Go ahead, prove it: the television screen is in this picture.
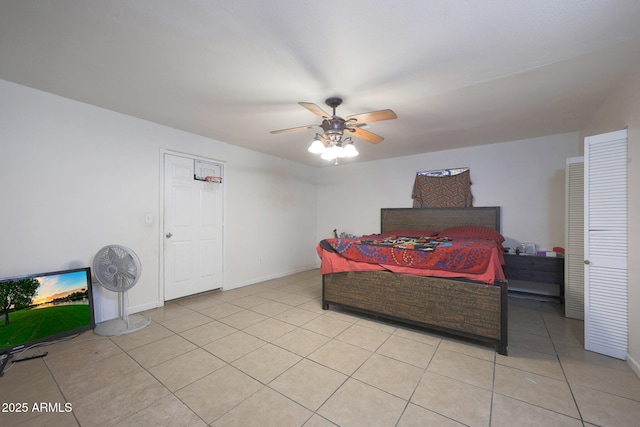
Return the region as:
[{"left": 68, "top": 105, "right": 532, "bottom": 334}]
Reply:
[{"left": 0, "top": 267, "right": 95, "bottom": 355}]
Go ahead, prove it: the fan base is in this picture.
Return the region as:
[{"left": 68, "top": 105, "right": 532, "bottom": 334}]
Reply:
[
  {"left": 94, "top": 314, "right": 150, "bottom": 337},
  {"left": 325, "top": 97, "right": 343, "bottom": 109}
]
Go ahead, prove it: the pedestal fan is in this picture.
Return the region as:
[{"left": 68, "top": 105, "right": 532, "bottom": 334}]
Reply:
[{"left": 92, "top": 245, "right": 149, "bottom": 336}]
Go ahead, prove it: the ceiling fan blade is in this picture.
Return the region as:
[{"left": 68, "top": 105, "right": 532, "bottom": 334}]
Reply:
[
  {"left": 270, "top": 124, "right": 319, "bottom": 134},
  {"left": 299, "top": 102, "right": 333, "bottom": 119},
  {"left": 346, "top": 109, "right": 397, "bottom": 124},
  {"left": 347, "top": 126, "right": 384, "bottom": 144}
]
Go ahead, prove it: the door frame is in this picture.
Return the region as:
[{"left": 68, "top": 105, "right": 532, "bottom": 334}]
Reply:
[{"left": 158, "top": 149, "right": 226, "bottom": 305}]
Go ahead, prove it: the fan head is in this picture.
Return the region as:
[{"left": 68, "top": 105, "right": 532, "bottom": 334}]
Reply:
[{"left": 93, "top": 245, "right": 141, "bottom": 292}]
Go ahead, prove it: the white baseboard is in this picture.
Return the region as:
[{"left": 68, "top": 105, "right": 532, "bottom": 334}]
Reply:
[
  {"left": 223, "top": 264, "right": 319, "bottom": 291},
  {"left": 93, "top": 282, "right": 163, "bottom": 323},
  {"left": 627, "top": 353, "right": 640, "bottom": 379},
  {"left": 129, "top": 301, "right": 162, "bottom": 314},
  {"left": 119, "top": 265, "right": 320, "bottom": 316}
]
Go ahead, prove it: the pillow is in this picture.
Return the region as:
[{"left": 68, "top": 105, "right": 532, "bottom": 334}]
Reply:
[
  {"left": 438, "top": 225, "right": 505, "bottom": 243},
  {"left": 379, "top": 230, "right": 438, "bottom": 238}
]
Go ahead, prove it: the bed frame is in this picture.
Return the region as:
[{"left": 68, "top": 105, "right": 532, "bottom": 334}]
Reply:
[{"left": 322, "top": 207, "right": 508, "bottom": 355}]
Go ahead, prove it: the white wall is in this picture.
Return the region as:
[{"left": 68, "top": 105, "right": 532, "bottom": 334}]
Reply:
[
  {"left": 317, "top": 133, "right": 579, "bottom": 252},
  {"left": 0, "top": 77, "right": 587, "bottom": 332},
  {"left": 580, "top": 62, "right": 640, "bottom": 376},
  {"left": 0, "top": 79, "right": 318, "bottom": 321},
  {"left": 223, "top": 146, "right": 319, "bottom": 288}
]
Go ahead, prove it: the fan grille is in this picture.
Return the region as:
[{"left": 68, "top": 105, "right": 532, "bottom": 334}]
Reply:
[{"left": 93, "top": 245, "right": 141, "bottom": 292}]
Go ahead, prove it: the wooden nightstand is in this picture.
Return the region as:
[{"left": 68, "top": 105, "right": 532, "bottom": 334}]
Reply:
[{"left": 503, "top": 254, "right": 565, "bottom": 301}]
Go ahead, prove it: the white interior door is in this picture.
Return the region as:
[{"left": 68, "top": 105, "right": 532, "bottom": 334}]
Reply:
[
  {"left": 163, "top": 154, "right": 223, "bottom": 301},
  {"left": 584, "top": 129, "right": 628, "bottom": 359}
]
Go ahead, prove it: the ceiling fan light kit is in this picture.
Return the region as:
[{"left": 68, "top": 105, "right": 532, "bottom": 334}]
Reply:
[
  {"left": 271, "top": 97, "right": 397, "bottom": 164},
  {"left": 319, "top": 142, "right": 359, "bottom": 162}
]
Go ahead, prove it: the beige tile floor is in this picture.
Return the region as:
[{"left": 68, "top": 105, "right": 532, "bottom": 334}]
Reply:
[{"left": 2, "top": 269, "right": 640, "bottom": 426}]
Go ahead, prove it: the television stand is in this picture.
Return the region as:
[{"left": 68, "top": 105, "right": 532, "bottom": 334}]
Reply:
[
  {"left": 0, "top": 352, "right": 10, "bottom": 377},
  {"left": 0, "top": 351, "right": 49, "bottom": 376},
  {"left": 12, "top": 351, "right": 48, "bottom": 363}
]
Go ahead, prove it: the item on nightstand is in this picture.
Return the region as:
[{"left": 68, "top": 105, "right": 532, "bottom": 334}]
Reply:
[
  {"left": 538, "top": 251, "right": 559, "bottom": 257},
  {"left": 524, "top": 242, "right": 538, "bottom": 255}
]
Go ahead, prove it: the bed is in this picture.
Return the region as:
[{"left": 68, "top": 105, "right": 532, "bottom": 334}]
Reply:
[{"left": 319, "top": 206, "right": 508, "bottom": 355}]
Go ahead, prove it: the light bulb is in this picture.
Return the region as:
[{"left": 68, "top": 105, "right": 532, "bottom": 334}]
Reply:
[
  {"left": 343, "top": 144, "right": 359, "bottom": 157},
  {"left": 308, "top": 139, "right": 325, "bottom": 154},
  {"left": 321, "top": 146, "right": 338, "bottom": 160}
]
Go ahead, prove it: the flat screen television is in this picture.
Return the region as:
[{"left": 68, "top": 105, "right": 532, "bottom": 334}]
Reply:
[{"left": 0, "top": 267, "right": 95, "bottom": 356}]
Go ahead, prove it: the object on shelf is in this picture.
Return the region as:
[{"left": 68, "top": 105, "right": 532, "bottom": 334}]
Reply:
[
  {"left": 538, "top": 251, "right": 560, "bottom": 257},
  {"left": 524, "top": 242, "right": 538, "bottom": 255}
]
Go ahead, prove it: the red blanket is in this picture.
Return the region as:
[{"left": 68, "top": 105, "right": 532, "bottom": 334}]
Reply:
[
  {"left": 318, "top": 234, "right": 506, "bottom": 284},
  {"left": 322, "top": 235, "right": 498, "bottom": 275}
]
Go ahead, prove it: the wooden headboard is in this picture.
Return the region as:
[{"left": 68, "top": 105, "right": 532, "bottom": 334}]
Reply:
[{"left": 381, "top": 207, "right": 501, "bottom": 233}]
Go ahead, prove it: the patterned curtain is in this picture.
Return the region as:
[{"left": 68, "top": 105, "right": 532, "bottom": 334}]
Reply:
[{"left": 412, "top": 169, "right": 473, "bottom": 207}]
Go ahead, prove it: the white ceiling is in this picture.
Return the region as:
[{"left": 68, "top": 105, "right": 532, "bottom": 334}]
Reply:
[{"left": 1, "top": 1, "right": 640, "bottom": 167}]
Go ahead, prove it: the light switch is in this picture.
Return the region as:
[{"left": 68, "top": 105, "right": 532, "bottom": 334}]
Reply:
[{"left": 145, "top": 213, "right": 153, "bottom": 224}]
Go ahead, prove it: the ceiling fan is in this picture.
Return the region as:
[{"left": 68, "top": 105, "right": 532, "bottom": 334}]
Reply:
[{"left": 270, "top": 98, "right": 397, "bottom": 160}]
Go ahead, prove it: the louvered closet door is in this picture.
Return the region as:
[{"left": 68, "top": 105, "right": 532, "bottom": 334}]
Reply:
[
  {"left": 565, "top": 157, "right": 584, "bottom": 320},
  {"left": 584, "top": 129, "right": 628, "bottom": 360}
]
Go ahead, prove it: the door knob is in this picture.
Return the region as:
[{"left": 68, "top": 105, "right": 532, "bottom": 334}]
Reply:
[
  {"left": 584, "top": 260, "right": 590, "bottom": 265},
  {"left": 166, "top": 232, "right": 173, "bottom": 238}
]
